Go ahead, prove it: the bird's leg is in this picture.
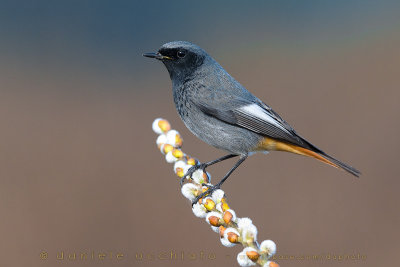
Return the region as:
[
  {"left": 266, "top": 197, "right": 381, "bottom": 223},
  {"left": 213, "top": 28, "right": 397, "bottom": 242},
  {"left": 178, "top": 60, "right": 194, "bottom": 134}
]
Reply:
[
  {"left": 191, "top": 154, "right": 248, "bottom": 205},
  {"left": 180, "top": 154, "right": 238, "bottom": 187}
]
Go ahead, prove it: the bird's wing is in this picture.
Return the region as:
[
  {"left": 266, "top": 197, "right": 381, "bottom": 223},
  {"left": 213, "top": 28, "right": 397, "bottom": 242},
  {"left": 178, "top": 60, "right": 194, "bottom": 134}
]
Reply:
[{"left": 193, "top": 96, "right": 309, "bottom": 148}]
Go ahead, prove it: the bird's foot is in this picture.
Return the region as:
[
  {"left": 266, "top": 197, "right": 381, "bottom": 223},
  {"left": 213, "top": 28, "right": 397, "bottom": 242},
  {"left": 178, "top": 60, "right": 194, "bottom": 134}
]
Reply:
[
  {"left": 180, "top": 163, "right": 207, "bottom": 187},
  {"left": 191, "top": 184, "right": 220, "bottom": 206}
]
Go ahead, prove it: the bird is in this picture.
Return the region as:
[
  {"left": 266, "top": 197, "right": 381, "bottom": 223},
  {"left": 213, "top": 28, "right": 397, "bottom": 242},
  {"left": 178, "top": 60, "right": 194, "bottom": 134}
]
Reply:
[{"left": 143, "top": 41, "right": 360, "bottom": 204}]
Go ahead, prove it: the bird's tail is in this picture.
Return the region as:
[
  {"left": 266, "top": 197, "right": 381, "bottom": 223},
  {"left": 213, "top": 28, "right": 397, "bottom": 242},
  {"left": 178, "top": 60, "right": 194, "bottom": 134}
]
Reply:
[
  {"left": 259, "top": 138, "right": 361, "bottom": 177},
  {"left": 320, "top": 152, "right": 360, "bottom": 177}
]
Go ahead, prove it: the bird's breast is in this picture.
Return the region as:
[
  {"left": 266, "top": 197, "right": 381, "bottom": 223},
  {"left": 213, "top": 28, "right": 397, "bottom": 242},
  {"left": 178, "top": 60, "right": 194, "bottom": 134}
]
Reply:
[{"left": 172, "top": 85, "right": 191, "bottom": 118}]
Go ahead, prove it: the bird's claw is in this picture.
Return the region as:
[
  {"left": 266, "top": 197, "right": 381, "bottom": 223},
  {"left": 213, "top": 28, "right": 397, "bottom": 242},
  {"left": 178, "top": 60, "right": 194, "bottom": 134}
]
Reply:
[
  {"left": 191, "top": 184, "right": 220, "bottom": 206},
  {"left": 180, "top": 163, "right": 207, "bottom": 187}
]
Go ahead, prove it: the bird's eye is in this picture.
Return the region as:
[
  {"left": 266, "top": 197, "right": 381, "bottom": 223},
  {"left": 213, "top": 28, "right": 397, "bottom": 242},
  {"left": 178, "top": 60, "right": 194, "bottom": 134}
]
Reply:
[{"left": 177, "top": 50, "right": 186, "bottom": 58}]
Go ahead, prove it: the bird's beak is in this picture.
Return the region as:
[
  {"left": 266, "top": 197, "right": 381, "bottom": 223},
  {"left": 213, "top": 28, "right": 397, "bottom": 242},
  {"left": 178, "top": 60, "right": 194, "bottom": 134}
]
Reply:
[{"left": 143, "top": 52, "right": 172, "bottom": 60}]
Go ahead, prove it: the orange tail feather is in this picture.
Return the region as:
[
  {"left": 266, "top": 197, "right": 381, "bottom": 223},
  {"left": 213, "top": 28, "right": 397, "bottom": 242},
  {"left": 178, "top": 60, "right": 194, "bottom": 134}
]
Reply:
[
  {"left": 276, "top": 142, "right": 340, "bottom": 169},
  {"left": 257, "top": 137, "right": 340, "bottom": 169},
  {"left": 257, "top": 137, "right": 360, "bottom": 177}
]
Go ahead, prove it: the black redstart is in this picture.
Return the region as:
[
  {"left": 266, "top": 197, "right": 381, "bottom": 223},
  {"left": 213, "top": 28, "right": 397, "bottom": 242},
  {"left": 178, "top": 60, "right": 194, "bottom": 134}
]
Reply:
[{"left": 144, "top": 41, "right": 360, "bottom": 203}]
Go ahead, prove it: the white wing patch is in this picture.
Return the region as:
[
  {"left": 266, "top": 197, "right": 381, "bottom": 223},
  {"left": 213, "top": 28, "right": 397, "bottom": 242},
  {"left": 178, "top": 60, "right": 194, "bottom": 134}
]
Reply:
[{"left": 238, "top": 104, "right": 290, "bottom": 133}]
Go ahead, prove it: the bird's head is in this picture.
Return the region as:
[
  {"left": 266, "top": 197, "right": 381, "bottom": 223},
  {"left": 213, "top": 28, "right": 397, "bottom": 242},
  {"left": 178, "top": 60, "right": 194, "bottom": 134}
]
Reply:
[{"left": 143, "top": 41, "right": 209, "bottom": 80}]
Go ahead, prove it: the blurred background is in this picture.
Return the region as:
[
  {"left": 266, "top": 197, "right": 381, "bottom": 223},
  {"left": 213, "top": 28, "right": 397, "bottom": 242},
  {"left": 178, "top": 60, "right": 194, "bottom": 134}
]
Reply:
[{"left": 1, "top": 1, "right": 399, "bottom": 266}]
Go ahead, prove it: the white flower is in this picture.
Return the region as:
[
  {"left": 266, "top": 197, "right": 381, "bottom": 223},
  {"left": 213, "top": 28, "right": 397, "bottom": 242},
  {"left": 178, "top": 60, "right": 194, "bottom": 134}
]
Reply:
[
  {"left": 152, "top": 118, "right": 164, "bottom": 134},
  {"left": 192, "top": 169, "right": 206, "bottom": 184},
  {"left": 237, "top": 217, "right": 253, "bottom": 228},
  {"left": 152, "top": 118, "right": 170, "bottom": 134},
  {"left": 237, "top": 247, "right": 257, "bottom": 266},
  {"left": 211, "top": 189, "right": 225, "bottom": 203},
  {"left": 220, "top": 227, "right": 240, "bottom": 247},
  {"left": 181, "top": 183, "right": 200, "bottom": 201},
  {"left": 238, "top": 218, "right": 258, "bottom": 242},
  {"left": 166, "top": 130, "right": 181, "bottom": 146},
  {"left": 260, "top": 240, "right": 277, "bottom": 257},
  {"left": 156, "top": 134, "right": 167, "bottom": 147},
  {"left": 165, "top": 151, "right": 178, "bottom": 163},
  {"left": 174, "top": 160, "right": 187, "bottom": 172},
  {"left": 242, "top": 223, "right": 258, "bottom": 242},
  {"left": 192, "top": 203, "right": 207, "bottom": 218},
  {"left": 182, "top": 164, "right": 192, "bottom": 177}
]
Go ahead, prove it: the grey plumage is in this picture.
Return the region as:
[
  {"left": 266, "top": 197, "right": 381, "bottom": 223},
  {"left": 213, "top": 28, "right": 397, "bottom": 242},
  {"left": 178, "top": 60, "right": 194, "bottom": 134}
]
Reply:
[
  {"left": 161, "top": 41, "right": 289, "bottom": 154},
  {"left": 144, "top": 41, "right": 360, "bottom": 180}
]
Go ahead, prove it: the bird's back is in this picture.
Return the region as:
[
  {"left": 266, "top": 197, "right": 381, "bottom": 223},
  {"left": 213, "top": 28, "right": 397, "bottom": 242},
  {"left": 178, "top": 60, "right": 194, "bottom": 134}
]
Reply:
[{"left": 172, "top": 59, "right": 265, "bottom": 154}]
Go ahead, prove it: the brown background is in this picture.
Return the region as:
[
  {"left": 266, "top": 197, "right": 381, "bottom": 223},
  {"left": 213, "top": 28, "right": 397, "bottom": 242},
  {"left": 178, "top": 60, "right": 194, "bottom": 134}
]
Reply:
[{"left": 0, "top": 1, "right": 399, "bottom": 266}]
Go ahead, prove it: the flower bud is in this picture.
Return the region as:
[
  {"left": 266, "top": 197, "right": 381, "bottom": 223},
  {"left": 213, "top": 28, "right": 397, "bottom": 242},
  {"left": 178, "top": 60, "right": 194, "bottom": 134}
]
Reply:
[
  {"left": 227, "top": 232, "right": 239, "bottom": 243},
  {"left": 246, "top": 250, "right": 260, "bottom": 262},
  {"left": 152, "top": 118, "right": 164, "bottom": 134},
  {"left": 223, "top": 211, "right": 233, "bottom": 224},
  {"left": 187, "top": 158, "right": 197, "bottom": 166},
  {"left": 158, "top": 119, "right": 171, "bottom": 133},
  {"left": 208, "top": 216, "right": 220, "bottom": 227},
  {"left": 237, "top": 247, "right": 257, "bottom": 266},
  {"left": 216, "top": 199, "right": 230, "bottom": 212},
  {"left": 161, "top": 144, "right": 174, "bottom": 154},
  {"left": 223, "top": 209, "right": 237, "bottom": 224},
  {"left": 220, "top": 227, "right": 240, "bottom": 248},
  {"left": 172, "top": 148, "right": 184, "bottom": 159},
  {"left": 174, "top": 134, "right": 183, "bottom": 147},
  {"left": 221, "top": 199, "right": 230, "bottom": 212},
  {"left": 174, "top": 161, "right": 187, "bottom": 177},
  {"left": 175, "top": 168, "right": 184, "bottom": 177},
  {"left": 204, "top": 198, "right": 216, "bottom": 211},
  {"left": 206, "top": 212, "right": 222, "bottom": 226}
]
